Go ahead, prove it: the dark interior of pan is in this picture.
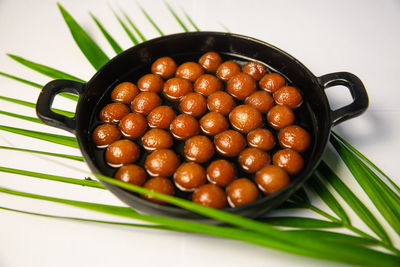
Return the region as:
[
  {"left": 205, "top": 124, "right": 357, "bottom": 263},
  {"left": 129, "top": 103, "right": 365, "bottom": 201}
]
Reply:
[{"left": 75, "top": 32, "right": 331, "bottom": 222}]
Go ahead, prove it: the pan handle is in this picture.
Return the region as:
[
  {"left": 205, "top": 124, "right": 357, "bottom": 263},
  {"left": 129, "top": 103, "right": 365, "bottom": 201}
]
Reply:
[
  {"left": 36, "top": 79, "right": 85, "bottom": 134},
  {"left": 318, "top": 72, "right": 369, "bottom": 126}
]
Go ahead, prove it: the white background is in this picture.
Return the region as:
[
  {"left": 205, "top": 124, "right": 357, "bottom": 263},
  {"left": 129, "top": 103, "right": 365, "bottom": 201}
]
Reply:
[{"left": 0, "top": 0, "right": 399, "bottom": 266}]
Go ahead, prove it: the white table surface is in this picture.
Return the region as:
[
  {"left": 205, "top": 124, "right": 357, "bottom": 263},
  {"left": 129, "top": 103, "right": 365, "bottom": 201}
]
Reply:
[{"left": 0, "top": 0, "right": 399, "bottom": 266}]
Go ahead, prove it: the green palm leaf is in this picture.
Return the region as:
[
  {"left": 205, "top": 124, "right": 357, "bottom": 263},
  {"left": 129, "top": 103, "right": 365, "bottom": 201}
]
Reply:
[
  {"left": 57, "top": 3, "right": 109, "bottom": 70},
  {"left": 0, "top": 110, "right": 42, "bottom": 124},
  {"left": 138, "top": 4, "right": 164, "bottom": 36},
  {"left": 89, "top": 13, "right": 123, "bottom": 54},
  {"left": 316, "top": 161, "right": 392, "bottom": 244},
  {"left": 111, "top": 8, "right": 139, "bottom": 45},
  {"left": 0, "top": 145, "right": 83, "bottom": 161},
  {"left": 330, "top": 136, "right": 400, "bottom": 237},
  {"left": 0, "top": 125, "right": 78, "bottom": 148},
  {"left": 120, "top": 9, "right": 146, "bottom": 42},
  {"left": 0, "top": 166, "right": 103, "bottom": 189},
  {"left": 164, "top": 2, "right": 189, "bottom": 32},
  {"left": 260, "top": 217, "right": 342, "bottom": 228}
]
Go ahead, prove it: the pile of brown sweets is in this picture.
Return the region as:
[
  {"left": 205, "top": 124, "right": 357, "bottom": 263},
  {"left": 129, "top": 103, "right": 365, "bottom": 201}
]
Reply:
[{"left": 92, "top": 52, "right": 311, "bottom": 209}]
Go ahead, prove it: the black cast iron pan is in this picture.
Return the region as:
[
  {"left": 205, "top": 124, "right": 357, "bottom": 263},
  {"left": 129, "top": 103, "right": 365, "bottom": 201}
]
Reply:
[{"left": 36, "top": 32, "right": 368, "bottom": 222}]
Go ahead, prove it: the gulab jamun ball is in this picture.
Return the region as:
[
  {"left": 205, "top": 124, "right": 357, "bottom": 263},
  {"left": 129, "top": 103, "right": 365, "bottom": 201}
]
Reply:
[
  {"left": 114, "top": 164, "right": 147, "bottom": 186},
  {"left": 92, "top": 124, "right": 121, "bottom": 148},
  {"left": 119, "top": 112, "right": 148, "bottom": 139},
  {"left": 179, "top": 92, "right": 207, "bottom": 118},
  {"left": 198, "top": 52, "right": 222, "bottom": 73},
  {"left": 145, "top": 149, "right": 180, "bottom": 177},
  {"left": 111, "top": 82, "right": 139, "bottom": 103},
  {"left": 229, "top": 105, "right": 263, "bottom": 134},
  {"left": 147, "top": 106, "right": 176, "bottom": 129},
  {"left": 141, "top": 177, "right": 174, "bottom": 204},
  {"left": 226, "top": 178, "right": 259, "bottom": 207},
  {"left": 105, "top": 139, "right": 140, "bottom": 167},
  {"left": 207, "top": 91, "right": 236, "bottom": 116},
  {"left": 163, "top": 77, "right": 193, "bottom": 101},
  {"left": 206, "top": 159, "right": 235, "bottom": 187},
  {"left": 99, "top": 103, "right": 130, "bottom": 123},
  {"left": 173, "top": 162, "right": 206, "bottom": 192},
  {"left": 151, "top": 57, "right": 177, "bottom": 79},
  {"left": 169, "top": 114, "right": 200, "bottom": 141},
  {"left": 227, "top": 73, "right": 257, "bottom": 100},
  {"left": 94, "top": 51, "right": 312, "bottom": 209},
  {"left": 184, "top": 135, "right": 214, "bottom": 163},
  {"left": 131, "top": 91, "right": 162, "bottom": 115},
  {"left": 192, "top": 184, "right": 227, "bottom": 209}
]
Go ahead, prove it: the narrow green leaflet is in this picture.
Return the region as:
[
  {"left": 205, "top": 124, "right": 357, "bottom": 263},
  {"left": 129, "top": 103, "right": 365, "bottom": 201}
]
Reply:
[
  {"left": 0, "top": 72, "right": 78, "bottom": 101},
  {"left": 0, "top": 145, "right": 83, "bottom": 161},
  {"left": 288, "top": 229, "right": 378, "bottom": 245},
  {"left": 330, "top": 136, "right": 400, "bottom": 237},
  {"left": 0, "top": 110, "right": 42, "bottom": 124},
  {"left": 2, "top": 186, "right": 399, "bottom": 266},
  {"left": 7, "top": 54, "right": 85, "bottom": 83},
  {"left": 164, "top": 2, "right": 189, "bottom": 32},
  {"left": 307, "top": 174, "right": 350, "bottom": 224},
  {"left": 0, "top": 125, "right": 78, "bottom": 148},
  {"left": 138, "top": 4, "right": 164, "bottom": 36},
  {"left": 316, "top": 161, "right": 392, "bottom": 244},
  {"left": 259, "top": 217, "right": 342, "bottom": 228},
  {"left": 331, "top": 131, "right": 400, "bottom": 193},
  {"left": 0, "top": 166, "right": 103, "bottom": 189},
  {"left": 182, "top": 9, "right": 199, "bottom": 31},
  {"left": 0, "top": 206, "right": 168, "bottom": 231},
  {"left": 89, "top": 13, "right": 123, "bottom": 54},
  {"left": 120, "top": 9, "right": 146, "bottom": 42},
  {"left": 112, "top": 9, "right": 139, "bottom": 45},
  {"left": 57, "top": 3, "right": 109, "bottom": 70},
  {"left": 0, "top": 71, "right": 42, "bottom": 88}
]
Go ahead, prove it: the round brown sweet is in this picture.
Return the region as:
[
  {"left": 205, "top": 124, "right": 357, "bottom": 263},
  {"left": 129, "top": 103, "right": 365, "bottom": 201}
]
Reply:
[
  {"left": 184, "top": 135, "right": 214, "bottom": 163},
  {"left": 267, "top": 105, "right": 295, "bottom": 130},
  {"left": 141, "top": 129, "right": 173, "bottom": 151},
  {"left": 99, "top": 103, "right": 130, "bottom": 123},
  {"left": 273, "top": 86, "right": 303, "bottom": 109},
  {"left": 194, "top": 74, "right": 223, "bottom": 96},
  {"left": 198, "top": 52, "right": 222, "bottom": 73},
  {"left": 206, "top": 159, "right": 235, "bottom": 187},
  {"left": 245, "top": 91, "right": 274, "bottom": 114},
  {"left": 169, "top": 114, "right": 200, "bottom": 141},
  {"left": 147, "top": 105, "right": 176, "bottom": 129},
  {"left": 179, "top": 92, "right": 207, "bottom": 118},
  {"left": 145, "top": 149, "right": 180, "bottom": 177},
  {"left": 105, "top": 140, "right": 140, "bottom": 167},
  {"left": 229, "top": 105, "right": 263, "bottom": 134},
  {"left": 119, "top": 113, "right": 148, "bottom": 139},
  {"left": 131, "top": 92, "right": 162, "bottom": 115},
  {"left": 214, "top": 130, "right": 246, "bottom": 157},
  {"left": 151, "top": 57, "right": 177, "bottom": 79},
  {"left": 137, "top": 74, "right": 164, "bottom": 93},
  {"left": 247, "top": 128, "right": 275, "bottom": 152},
  {"left": 199, "top": 111, "right": 229, "bottom": 136},
  {"left": 273, "top": 148, "right": 304, "bottom": 175},
  {"left": 92, "top": 124, "right": 121, "bottom": 148},
  {"left": 238, "top": 148, "right": 271, "bottom": 173},
  {"left": 255, "top": 165, "right": 290, "bottom": 194},
  {"left": 163, "top": 77, "right": 193, "bottom": 101},
  {"left": 207, "top": 91, "right": 236, "bottom": 116},
  {"left": 226, "top": 178, "right": 259, "bottom": 207},
  {"left": 176, "top": 62, "right": 204, "bottom": 82},
  {"left": 141, "top": 177, "right": 174, "bottom": 204},
  {"left": 242, "top": 61, "right": 268, "bottom": 81},
  {"left": 278, "top": 125, "right": 311, "bottom": 152},
  {"left": 111, "top": 82, "right": 139, "bottom": 103},
  {"left": 192, "top": 184, "right": 227, "bottom": 208},
  {"left": 216, "top": 61, "right": 241, "bottom": 81},
  {"left": 173, "top": 162, "right": 206, "bottom": 192},
  {"left": 227, "top": 73, "right": 257, "bottom": 100},
  {"left": 114, "top": 164, "right": 147, "bottom": 186},
  {"left": 259, "top": 73, "right": 286, "bottom": 93}
]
